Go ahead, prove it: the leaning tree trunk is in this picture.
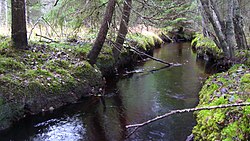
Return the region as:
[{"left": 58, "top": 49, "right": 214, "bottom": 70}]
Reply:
[
  {"left": 200, "top": 0, "right": 230, "bottom": 58},
  {"left": 11, "top": 0, "right": 28, "bottom": 49},
  {"left": 87, "top": 0, "right": 116, "bottom": 65},
  {"left": 233, "top": 0, "right": 248, "bottom": 50},
  {"left": 210, "top": 0, "right": 226, "bottom": 36},
  {"left": 112, "top": 0, "right": 132, "bottom": 62},
  {"left": 199, "top": 2, "right": 209, "bottom": 37}
]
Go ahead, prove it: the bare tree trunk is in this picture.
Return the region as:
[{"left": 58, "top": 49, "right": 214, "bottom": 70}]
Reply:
[
  {"left": 87, "top": 0, "right": 116, "bottom": 65},
  {"left": 26, "top": 0, "right": 30, "bottom": 25},
  {"left": 225, "top": 0, "right": 236, "bottom": 58},
  {"left": 0, "top": 0, "right": 8, "bottom": 27},
  {"left": 199, "top": 3, "right": 209, "bottom": 37},
  {"left": 112, "top": 0, "right": 132, "bottom": 62},
  {"left": 5, "top": 0, "right": 7, "bottom": 26},
  {"left": 198, "top": 0, "right": 221, "bottom": 48},
  {"left": 200, "top": 0, "right": 230, "bottom": 57},
  {"left": 233, "top": 0, "right": 248, "bottom": 50},
  {"left": 0, "top": 1, "right": 2, "bottom": 26},
  {"left": 11, "top": 0, "right": 28, "bottom": 49},
  {"left": 210, "top": 0, "right": 226, "bottom": 35}
]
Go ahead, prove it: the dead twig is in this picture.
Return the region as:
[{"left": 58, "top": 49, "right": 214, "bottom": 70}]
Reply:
[{"left": 35, "top": 34, "right": 58, "bottom": 43}]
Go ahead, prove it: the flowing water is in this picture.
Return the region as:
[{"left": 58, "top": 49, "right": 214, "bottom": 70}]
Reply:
[{"left": 0, "top": 43, "right": 214, "bottom": 141}]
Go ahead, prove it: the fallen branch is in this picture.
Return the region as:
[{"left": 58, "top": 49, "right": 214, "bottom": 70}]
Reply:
[
  {"left": 128, "top": 46, "right": 181, "bottom": 67},
  {"left": 41, "top": 17, "right": 60, "bottom": 38},
  {"left": 126, "top": 102, "right": 250, "bottom": 138},
  {"left": 124, "top": 65, "right": 170, "bottom": 76},
  {"left": 35, "top": 34, "right": 58, "bottom": 43},
  {"left": 160, "top": 32, "right": 173, "bottom": 42},
  {"left": 28, "top": 17, "right": 42, "bottom": 40}
]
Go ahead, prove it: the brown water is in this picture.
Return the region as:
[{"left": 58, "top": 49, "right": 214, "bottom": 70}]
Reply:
[{"left": 0, "top": 43, "right": 214, "bottom": 141}]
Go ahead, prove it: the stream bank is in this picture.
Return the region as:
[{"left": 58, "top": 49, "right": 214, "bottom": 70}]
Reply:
[
  {"left": 192, "top": 65, "right": 250, "bottom": 140},
  {"left": 191, "top": 33, "right": 250, "bottom": 140},
  {"left": 0, "top": 33, "right": 163, "bottom": 131},
  {"left": 0, "top": 42, "right": 212, "bottom": 141}
]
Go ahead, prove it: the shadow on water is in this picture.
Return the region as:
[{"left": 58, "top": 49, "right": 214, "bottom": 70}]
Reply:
[{"left": 0, "top": 43, "right": 216, "bottom": 141}]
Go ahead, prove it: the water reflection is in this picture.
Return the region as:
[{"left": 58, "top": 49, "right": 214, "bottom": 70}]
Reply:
[{"left": 0, "top": 43, "right": 213, "bottom": 141}]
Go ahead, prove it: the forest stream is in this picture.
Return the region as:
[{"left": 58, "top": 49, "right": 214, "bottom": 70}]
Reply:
[{"left": 0, "top": 43, "right": 215, "bottom": 141}]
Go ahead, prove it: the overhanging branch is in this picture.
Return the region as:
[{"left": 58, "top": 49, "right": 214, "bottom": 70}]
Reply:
[{"left": 126, "top": 102, "right": 250, "bottom": 138}]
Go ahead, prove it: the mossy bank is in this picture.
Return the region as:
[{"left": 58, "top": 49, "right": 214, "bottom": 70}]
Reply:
[
  {"left": 96, "top": 32, "right": 163, "bottom": 76},
  {"left": 0, "top": 33, "right": 163, "bottom": 131},
  {"left": 0, "top": 38, "right": 105, "bottom": 130},
  {"left": 192, "top": 64, "right": 250, "bottom": 140}
]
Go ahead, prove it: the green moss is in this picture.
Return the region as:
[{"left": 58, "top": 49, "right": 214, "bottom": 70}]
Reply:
[
  {"left": 0, "top": 36, "right": 106, "bottom": 130},
  {"left": 23, "top": 69, "right": 53, "bottom": 78},
  {"left": 192, "top": 33, "right": 223, "bottom": 59},
  {"left": 193, "top": 65, "right": 250, "bottom": 140},
  {"left": 240, "top": 73, "right": 250, "bottom": 93},
  {"left": 45, "top": 59, "right": 71, "bottom": 71},
  {"left": 235, "top": 50, "right": 250, "bottom": 66},
  {"left": 0, "top": 37, "right": 11, "bottom": 50},
  {"left": 0, "top": 57, "right": 25, "bottom": 73},
  {"left": 0, "top": 40, "right": 102, "bottom": 96},
  {"left": 127, "top": 33, "right": 162, "bottom": 51},
  {"left": 241, "top": 74, "right": 250, "bottom": 83},
  {"left": 96, "top": 53, "right": 115, "bottom": 69},
  {"left": 74, "top": 43, "right": 92, "bottom": 58}
]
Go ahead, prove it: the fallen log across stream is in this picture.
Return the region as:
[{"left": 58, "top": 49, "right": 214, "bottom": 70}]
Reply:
[{"left": 125, "top": 102, "right": 250, "bottom": 138}]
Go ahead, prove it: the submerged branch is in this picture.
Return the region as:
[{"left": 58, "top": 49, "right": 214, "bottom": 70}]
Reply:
[{"left": 126, "top": 102, "right": 250, "bottom": 138}]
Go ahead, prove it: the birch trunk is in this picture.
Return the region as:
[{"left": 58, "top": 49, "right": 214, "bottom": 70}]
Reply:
[{"left": 0, "top": 0, "right": 8, "bottom": 27}]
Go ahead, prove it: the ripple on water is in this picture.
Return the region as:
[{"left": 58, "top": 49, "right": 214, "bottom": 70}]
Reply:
[{"left": 32, "top": 115, "right": 86, "bottom": 141}]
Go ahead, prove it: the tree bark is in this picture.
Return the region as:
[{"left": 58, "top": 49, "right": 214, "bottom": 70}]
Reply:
[
  {"left": 225, "top": 0, "right": 236, "bottom": 58},
  {"left": 199, "top": 2, "right": 209, "bottom": 37},
  {"left": 198, "top": 0, "right": 220, "bottom": 48},
  {"left": 112, "top": 0, "right": 132, "bottom": 62},
  {"left": 233, "top": 0, "right": 248, "bottom": 50},
  {"left": 87, "top": 0, "right": 116, "bottom": 65},
  {"left": 11, "top": 0, "right": 28, "bottom": 49},
  {"left": 0, "top": 0, "right": 8, "bottom": 27},
  {"left": 200, "top": 0, "right": 230, "bottom": 57},
  {"left": 210, "top": 0, "right": 226, "bottom": 35}
]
